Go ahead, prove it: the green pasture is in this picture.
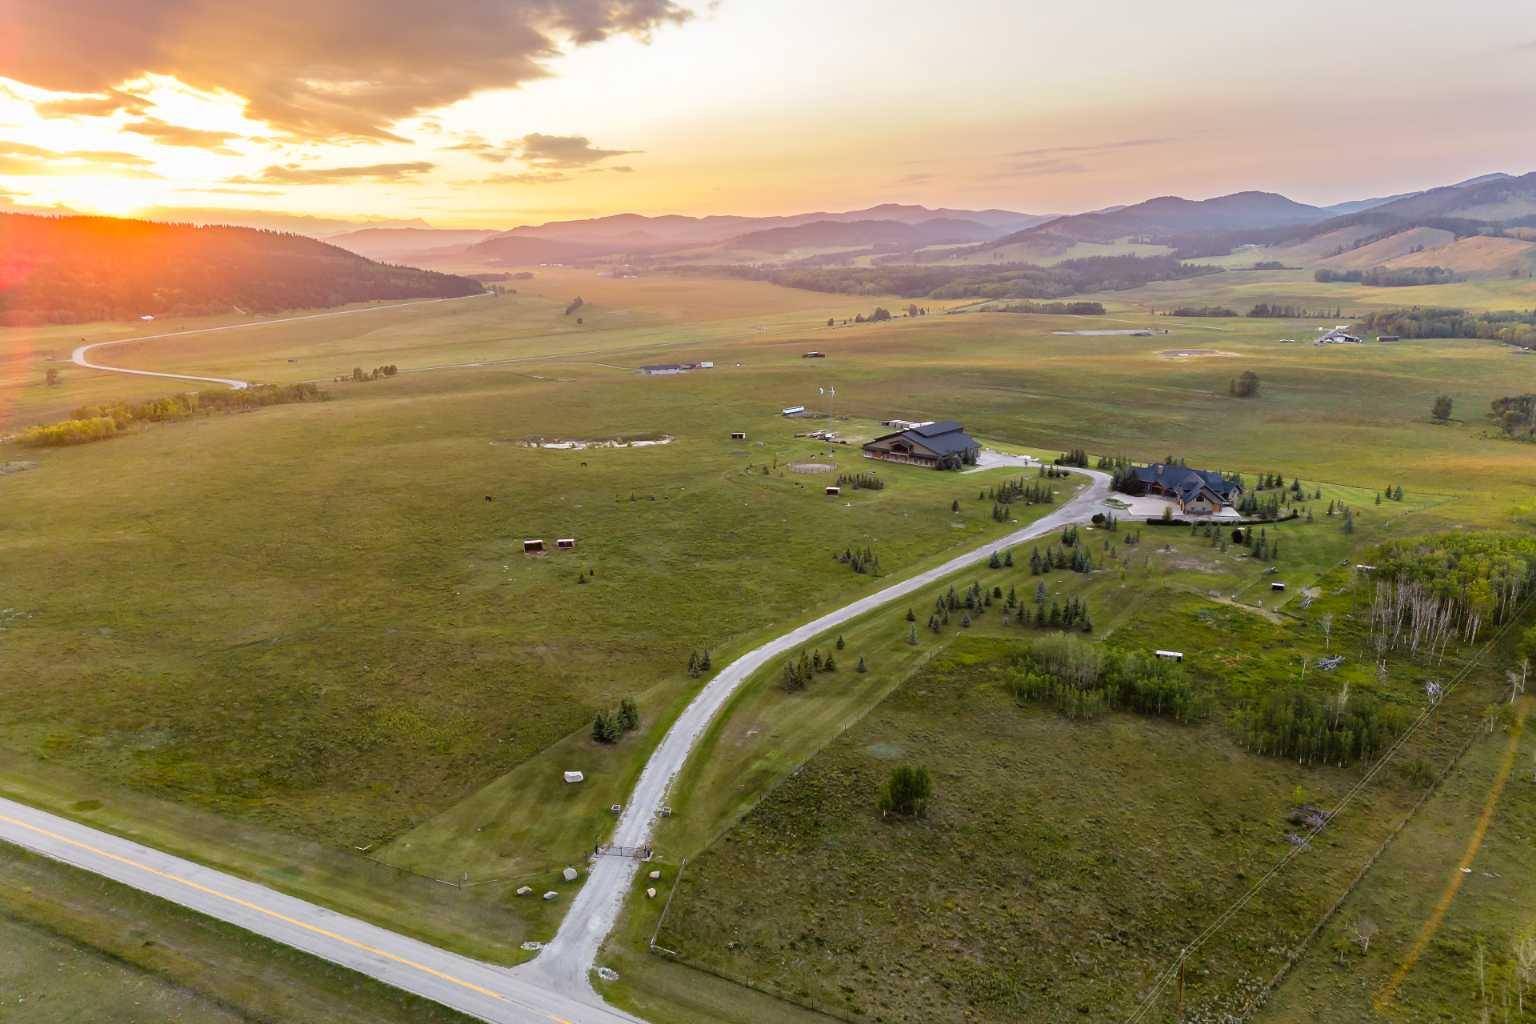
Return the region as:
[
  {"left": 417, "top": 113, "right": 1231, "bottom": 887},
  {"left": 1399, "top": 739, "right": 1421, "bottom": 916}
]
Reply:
[{"left": 0, "top": 267, "right": 1532, "bottom": 1020}]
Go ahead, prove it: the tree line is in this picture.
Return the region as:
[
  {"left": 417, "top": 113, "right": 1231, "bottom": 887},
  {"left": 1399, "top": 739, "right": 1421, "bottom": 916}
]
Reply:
[
  {"left": 1352, "top": 307, "right": 1536, "bottom": 348},
  {"left": 1315, "top": 266, "right": 1457, "bottom": 287},
  {"left": 1005, "top": 635, "right": 1206, "bottom": 723},
  {"left": 20, "top": 383, "right": 326, "bottom": 447},
  {"left": 695, "top": 254, "right": 1221, "bottom": 301}
]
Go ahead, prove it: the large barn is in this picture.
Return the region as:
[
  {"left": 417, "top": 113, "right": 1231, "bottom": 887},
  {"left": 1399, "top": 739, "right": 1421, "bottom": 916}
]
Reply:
[
  {"left": 862, "top": 420, "right": 980, "bottom": 469},
  {"left": 1121, "top": 463, "right": 1243, "bottom": 514}
]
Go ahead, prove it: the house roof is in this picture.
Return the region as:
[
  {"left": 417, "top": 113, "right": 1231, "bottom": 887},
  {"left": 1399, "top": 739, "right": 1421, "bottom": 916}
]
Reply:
[
  {"left": 911, "top": 419, "right": 963, "bottom": 438},
  {"left": 1130, "top": 463, "right": 1241, "bottom": 502}
]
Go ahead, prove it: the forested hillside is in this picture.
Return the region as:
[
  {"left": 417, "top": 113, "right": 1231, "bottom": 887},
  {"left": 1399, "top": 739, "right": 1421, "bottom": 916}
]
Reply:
[{"left": 0, "top": 214, "right": 483, "bottom": 325}]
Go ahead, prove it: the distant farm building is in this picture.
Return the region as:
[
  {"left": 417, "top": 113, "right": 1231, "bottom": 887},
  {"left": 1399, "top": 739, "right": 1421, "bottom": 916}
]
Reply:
[
  {"left": 825, "top": 485, "right": 841, "bottom": 496},
  {"left": 1155, "top": 650, "right": 1184, "bottom": 662},
  {"left": 523, "top": 539, "right": 545, "bottom": 554},
  {"left": 1316, "top": 329, "right": 1362, "bottom": 345},
  {"left": 802, "top": 351, "right": 826, "bottom": 359},
  {"left": 1120, "top": 464, "right": 1243, "bottom": 514},
  {"left": 863, "top": 420, "right": 980, "bottom": 469},
  {"left": 730, "top": 431, "right": 747, "bottom": 440},
  {"left": 556, "top": 538, "right": 576, "bottom": 550},
  {"left": 640, "top": 361, "right": 714, "bottom": 376},
  {"left": 781, "top": 405, "right": 807, "bottom": 416}
]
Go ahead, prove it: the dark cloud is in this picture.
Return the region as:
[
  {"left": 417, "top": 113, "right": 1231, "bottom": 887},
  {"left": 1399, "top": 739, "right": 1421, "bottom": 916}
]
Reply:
[
  {"left": 3, "top": 1, "right": 693, "bottom": 139},
  {"left": 519, "top": 132, "right": 636, "bottom": 167},
  {"left": 124, "top": 118, "right": 242, "bottom": 151},
  {"left": 231, "top": 161, "right": 436, "bottom": 184}
]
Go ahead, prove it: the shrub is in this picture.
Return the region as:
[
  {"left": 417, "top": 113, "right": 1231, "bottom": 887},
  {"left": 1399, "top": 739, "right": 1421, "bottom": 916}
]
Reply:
[
  {"left": 878, "top": 766, "right": 932, "bottom": 818},
  {"left": 18, "top": 415, "right": 119, "bottom": 447}
]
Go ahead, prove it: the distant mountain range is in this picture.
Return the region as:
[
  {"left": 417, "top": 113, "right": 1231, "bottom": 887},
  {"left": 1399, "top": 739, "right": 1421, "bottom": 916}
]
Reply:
[
  {"left": 323, "top": 205, "right": 1051, "bottom": 266},
  {"left": 323, "top": 227, "right": 501, "bottom": 262}
]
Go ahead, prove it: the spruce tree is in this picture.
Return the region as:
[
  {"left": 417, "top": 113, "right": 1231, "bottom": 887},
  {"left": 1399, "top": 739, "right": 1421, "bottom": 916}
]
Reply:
[{"left": 856, "top": 656, "right": 867, "bottom": 673}]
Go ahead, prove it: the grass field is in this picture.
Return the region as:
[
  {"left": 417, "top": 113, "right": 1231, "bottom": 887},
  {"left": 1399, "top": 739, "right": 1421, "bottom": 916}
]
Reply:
[
  {"left": 1, "top": 265, "right": 1533, "bottom": 1020},
  {"left": 639, "top": 586, "right": 1523, "bottom": 1023},
  {"left": 0, "top": 843, "right": 476, "bottom": 1024}
]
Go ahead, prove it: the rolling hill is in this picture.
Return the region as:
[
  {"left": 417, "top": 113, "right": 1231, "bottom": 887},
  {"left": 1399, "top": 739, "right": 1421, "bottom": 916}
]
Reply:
[
  {"left": 1000, "top": 191, "right": 1331, "bottom": 247},
  {"left": 326, "top": 227, "right": 502, "bottom": 263},
  {"left": 717, "top": 217, "right": 998, "bottom": 254},
  {"left": 0, "top": 213, "right": 483, "bottom": 326},
  {"left": 476, "top": 204, "right": 1044, "bottom": 255}
]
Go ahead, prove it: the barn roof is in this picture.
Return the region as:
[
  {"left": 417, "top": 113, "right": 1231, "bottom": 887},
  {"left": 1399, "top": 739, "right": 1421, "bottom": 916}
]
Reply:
[{"left": 867, "top": 420, "right": 979, "bottom": 457}]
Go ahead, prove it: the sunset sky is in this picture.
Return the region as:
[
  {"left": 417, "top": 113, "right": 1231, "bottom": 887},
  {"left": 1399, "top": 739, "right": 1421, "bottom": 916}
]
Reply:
[{"left": 1, "top": 0, "right": 1533, "bottom": 229}]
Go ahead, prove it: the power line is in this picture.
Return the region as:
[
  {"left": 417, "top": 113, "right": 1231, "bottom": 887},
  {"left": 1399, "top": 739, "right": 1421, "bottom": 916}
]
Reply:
[{"left": 1123, "top": 597, "right": 1530, "bottom": 1024}]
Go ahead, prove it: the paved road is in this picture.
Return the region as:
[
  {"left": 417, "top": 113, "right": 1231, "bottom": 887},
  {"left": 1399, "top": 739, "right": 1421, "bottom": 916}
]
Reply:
[
  {"left": 0, "top": 795, "right": 640, "bottom": 1024},
  {"left": 69, "top": 293, "right": 491, "bottom": 390},
  {"left": 0, "top": 465, "right": 1110, "bottom": 1021},
  {"left": 520, "top": 467, "right": 1113, "bottom": 996}
]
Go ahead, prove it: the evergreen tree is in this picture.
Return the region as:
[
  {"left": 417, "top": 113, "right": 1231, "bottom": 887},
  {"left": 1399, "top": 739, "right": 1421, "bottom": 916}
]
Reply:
[
  {"left": 617, "top": 698, "right": 640, "bottom": 732},
  {"left": 856, "top": 656, "right": 867, "bottom": 673},
  {"left": 908, "top": 624, "right": 919, "bottom": 645},
  {"left": 836, "top": 635, "right": 846, "bottom": 650}
]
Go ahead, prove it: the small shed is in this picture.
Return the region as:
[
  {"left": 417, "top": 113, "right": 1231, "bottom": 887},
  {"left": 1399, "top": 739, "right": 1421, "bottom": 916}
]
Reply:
[
  {"left": 556, "top": 538, "right": 576, "bottom": 550},
  {"left": 825, "top": 485, "right": 841, "bottom": 496},
  {"left": 1271, "top": 582, "right": 1287, "bottom": 592},
  {"left": 730, "top": 431, "right": 747, "bottom": 440},
  {"left": 523, "top": 539, "right": 545, "bottom": 554},
  {"left": 1155, "top": 650, "right": 1184, "bottom": 662}
]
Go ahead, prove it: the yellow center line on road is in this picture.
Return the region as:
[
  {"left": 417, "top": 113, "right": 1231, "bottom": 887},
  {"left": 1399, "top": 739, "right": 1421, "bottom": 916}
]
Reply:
[
  {"left": 1373, "top": 698, "right": 1530, "bottom": 1012},
  {"left": 0, "top": 812, "right": 508, "bottom": 1004}
]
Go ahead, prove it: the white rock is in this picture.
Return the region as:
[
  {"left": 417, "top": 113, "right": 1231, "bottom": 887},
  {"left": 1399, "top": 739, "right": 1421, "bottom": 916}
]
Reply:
[
  {"left": 562, "top": 866, "right": 579, "bottom": 882},
  {"left": 543, "top": 891, "right": 559, "bottom": 901},
  {"left": 648, "top": 870, "right": 661, "bottom": 880},
  {"left": 596, "top": 967, "right": 620, "bottom": 983},
  {"left": 646, "top": 887, "right": 657, "bottom": 899},
  {"left": 563, "top": 770, "right": 585, "bottom": 784},
  {"left": 515, "top": 885, "right": 533, "bottom": 896}
]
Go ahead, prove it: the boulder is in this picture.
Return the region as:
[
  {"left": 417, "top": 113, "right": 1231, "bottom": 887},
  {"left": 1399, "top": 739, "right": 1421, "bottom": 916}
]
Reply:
[
  {"left": 562, "top": 866, "right": 579, "bottom": 882},
  {"left": 646, "top": 887, "right": 657, "bottom": 899},
  {"left": 543, "top": 891, "right": 559, "bottom": 901},
  {"left": 563, "top": 770, "right": 584, "bottom": 784},
  {"left": 515, "top": 886, "right": 533, "bottom": 896},
  {"left": 648, "top": 870, "right": 661, "bottom": 881}
]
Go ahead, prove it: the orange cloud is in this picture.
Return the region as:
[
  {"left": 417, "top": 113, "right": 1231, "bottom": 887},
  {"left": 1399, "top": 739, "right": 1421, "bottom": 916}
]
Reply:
[
  {"left": 4, "top": 1, "right": 694, "bottom": 139},
  {"left": 231, "top": 161, "right": 436, "bottom": 185}
]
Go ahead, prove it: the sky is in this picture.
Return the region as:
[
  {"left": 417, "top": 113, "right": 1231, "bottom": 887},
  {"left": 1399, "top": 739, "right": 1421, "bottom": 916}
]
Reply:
[{"left": 1, "top": 0, "right": 1533, "bottom": 229}]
